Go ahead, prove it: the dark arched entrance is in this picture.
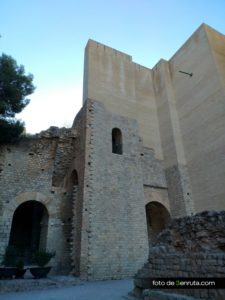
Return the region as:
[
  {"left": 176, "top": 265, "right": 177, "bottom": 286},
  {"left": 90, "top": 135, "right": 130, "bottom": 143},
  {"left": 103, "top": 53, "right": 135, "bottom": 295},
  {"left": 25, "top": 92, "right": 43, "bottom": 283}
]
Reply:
[
  {"left": 9, "top": 200, "right": 49, "bottom": 263},
  {"left": 145, "top": 201, "right": 171, "bottom": 247}
]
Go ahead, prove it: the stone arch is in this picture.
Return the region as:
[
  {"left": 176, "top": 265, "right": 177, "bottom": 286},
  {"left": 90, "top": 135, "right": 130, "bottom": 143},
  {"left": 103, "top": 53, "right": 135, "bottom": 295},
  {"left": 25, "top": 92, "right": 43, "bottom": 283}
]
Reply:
[
  {"left": 9, "top": 200, "right": 49, "bottom": 263},
  {"left": 11, "top": 192, "right": 52, "bottom": 213},
  {"left": 145, "top": 201, "right": 171, "bottom": 247},
  {"left": 0, "top": 192, "right": 53, "bottom": 265}
]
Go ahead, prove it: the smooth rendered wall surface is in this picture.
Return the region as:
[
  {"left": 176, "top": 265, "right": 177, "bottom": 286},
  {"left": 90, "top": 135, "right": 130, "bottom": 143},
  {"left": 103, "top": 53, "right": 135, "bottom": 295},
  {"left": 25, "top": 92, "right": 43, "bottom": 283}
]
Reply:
[
  {"left": 153, "top": 59, "right": 194, "bottom": 218},
  {"left": 169, "top": 24, "right": 225, "bottom": 212},
  {"left": 206, "top": 25, "right": 225, "bottom": 93},
  {"left": 83, "top": 40, "right": 163, "bottom": 160}
]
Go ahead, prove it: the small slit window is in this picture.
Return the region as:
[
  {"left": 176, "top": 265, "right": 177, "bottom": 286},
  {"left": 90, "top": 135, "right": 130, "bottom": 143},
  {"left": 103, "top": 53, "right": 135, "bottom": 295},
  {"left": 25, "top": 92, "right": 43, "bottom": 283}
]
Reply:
[
  {"left": 112, "top": 128, "right": 123, "bottom": 155},
  {"left": 71, "top": 170, "right": 78, "bottom": 185}
]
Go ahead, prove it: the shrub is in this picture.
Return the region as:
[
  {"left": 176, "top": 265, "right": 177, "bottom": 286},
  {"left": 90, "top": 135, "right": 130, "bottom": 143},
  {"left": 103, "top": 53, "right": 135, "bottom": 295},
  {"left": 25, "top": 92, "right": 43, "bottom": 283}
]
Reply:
[
  {"left": 32, "top": 250, "right": 55, "bottom": 267},
  {"left": 2, "top": 245, "right": 19, "bottom": 267},
  {"left": 16, "top": 258, "right": 24, "bottom": 270}
]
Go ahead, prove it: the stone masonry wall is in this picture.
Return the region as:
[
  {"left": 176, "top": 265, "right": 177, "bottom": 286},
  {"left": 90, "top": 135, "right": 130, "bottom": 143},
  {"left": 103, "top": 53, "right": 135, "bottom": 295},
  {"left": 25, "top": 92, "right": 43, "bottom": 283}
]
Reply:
[
  {"left": 134, "top": 211, "right": 225, "bottom": 300},
  {"left": 0, "top": 127, "right": 77, "bottom": 274},
  {"left": 140, "top": 147, "right": 167, "bottom": 189},
  {"left": 69, "top": 103, "right": 88, "bottom": 276},
  {"left": 80, "top": 99, "right": 167, "bottom": 280}
]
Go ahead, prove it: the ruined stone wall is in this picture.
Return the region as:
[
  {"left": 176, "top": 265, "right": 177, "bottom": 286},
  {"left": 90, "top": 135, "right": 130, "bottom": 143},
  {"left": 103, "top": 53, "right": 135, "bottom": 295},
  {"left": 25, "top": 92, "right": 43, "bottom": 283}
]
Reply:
[
  {"left": 0, "top": 128, "right": 76, "bottom": 274},
  {"left": 134, "top": 211, "right": 225, "bottom": 299}
]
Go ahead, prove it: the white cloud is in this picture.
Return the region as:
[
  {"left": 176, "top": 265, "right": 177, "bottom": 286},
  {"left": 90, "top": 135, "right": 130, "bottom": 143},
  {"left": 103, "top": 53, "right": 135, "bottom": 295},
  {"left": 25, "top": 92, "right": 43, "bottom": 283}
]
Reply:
[{"left": 17, "top": 83, "right": 83, "bottom": 134}]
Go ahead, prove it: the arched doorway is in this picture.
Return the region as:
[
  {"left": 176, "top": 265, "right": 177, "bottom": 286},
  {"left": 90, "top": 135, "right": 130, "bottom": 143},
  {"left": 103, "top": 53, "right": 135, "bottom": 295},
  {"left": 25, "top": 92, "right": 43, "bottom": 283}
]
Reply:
[
  {"left": 145, "top": 201, "right": 171, "bottom": 247},
  {"left": 9, "top": 200, "right": 49, "bottom": 263}
]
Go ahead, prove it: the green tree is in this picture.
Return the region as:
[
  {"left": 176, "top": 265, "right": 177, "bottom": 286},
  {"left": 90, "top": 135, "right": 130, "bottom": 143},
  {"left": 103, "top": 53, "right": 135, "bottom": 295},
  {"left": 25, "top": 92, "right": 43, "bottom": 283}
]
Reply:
[{"left": 0, "top": 54, "right": 35, "bottom": 143}]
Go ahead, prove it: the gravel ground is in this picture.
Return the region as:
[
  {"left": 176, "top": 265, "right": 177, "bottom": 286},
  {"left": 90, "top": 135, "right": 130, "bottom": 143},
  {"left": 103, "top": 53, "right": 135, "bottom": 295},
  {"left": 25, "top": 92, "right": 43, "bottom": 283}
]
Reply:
[{"left": 0, "top": 278, "right": 134, "bottom": 300}]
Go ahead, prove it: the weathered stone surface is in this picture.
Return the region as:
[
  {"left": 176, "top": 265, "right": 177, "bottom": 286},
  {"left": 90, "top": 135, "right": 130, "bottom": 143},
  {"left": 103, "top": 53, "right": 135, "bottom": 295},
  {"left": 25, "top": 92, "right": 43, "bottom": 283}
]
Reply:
[
  {"left": 156, "top": 211, "right": 225, "bottom": 252},
  {"left": 134, "top": 211, "right": 225, "bottom": 300},
  {"left": 0, "top": 119, "right": 84, "bottom": 274}
]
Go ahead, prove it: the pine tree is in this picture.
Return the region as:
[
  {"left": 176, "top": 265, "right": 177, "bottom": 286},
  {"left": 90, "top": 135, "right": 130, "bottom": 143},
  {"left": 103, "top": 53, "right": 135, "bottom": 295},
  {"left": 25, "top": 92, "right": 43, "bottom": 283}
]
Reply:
[{"left": 0, "top": 54, "right": 35, "bottom": 143}]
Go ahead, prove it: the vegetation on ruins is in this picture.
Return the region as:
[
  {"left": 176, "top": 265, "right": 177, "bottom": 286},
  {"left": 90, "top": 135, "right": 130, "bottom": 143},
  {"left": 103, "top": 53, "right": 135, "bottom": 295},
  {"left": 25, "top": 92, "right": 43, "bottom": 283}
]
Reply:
[{"left": 0, "top": 54, "right": 35, "bottom": 144}]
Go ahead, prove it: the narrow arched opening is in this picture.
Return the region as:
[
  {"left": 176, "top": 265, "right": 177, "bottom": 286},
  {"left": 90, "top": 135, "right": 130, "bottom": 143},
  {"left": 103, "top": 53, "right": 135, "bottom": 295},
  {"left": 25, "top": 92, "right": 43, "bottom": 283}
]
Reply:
[
  {"left": 112, "top": 128, "right": 123, "bottom": 154},
  {"left": 71, "top": 169, "right": 78, "bottom": 186},
  {"left": 60, "top": 169, "right": 79, "bottom": 272},
  {"left": 9, "top": 200, "right": 49, "bottom": 263},
  {"left": 145, "top": 201, "right": 171, "bottom": 247}
]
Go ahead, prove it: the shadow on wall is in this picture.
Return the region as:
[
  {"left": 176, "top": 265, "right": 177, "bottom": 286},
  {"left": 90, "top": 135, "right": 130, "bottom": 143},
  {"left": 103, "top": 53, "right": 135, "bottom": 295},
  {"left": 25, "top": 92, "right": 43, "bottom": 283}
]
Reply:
[
  {"left": 145, "top": 201, "right": 171, "bottom": 247},
  {"left": 9, "top": 200, "right": 49, "bottom": 264}
]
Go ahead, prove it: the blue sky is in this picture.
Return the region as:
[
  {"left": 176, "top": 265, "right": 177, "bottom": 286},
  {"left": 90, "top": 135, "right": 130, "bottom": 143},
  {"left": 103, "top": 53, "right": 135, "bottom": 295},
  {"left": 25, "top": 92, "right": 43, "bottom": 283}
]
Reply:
[{"left": 1, "top": 0, "right": 225, "bottom": 133}]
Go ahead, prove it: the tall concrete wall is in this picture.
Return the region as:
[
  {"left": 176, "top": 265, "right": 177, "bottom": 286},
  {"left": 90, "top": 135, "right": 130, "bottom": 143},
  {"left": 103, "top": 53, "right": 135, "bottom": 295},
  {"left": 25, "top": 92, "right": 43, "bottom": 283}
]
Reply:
[
  {"left": 153, "top": 60, "right": 194, "bottom": 218},
  {"left": 206, "top": 25, "right": 225, "bottom": 93},
  {"left": 169, "top": 24, "right": 225, "bottom": 212}
]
